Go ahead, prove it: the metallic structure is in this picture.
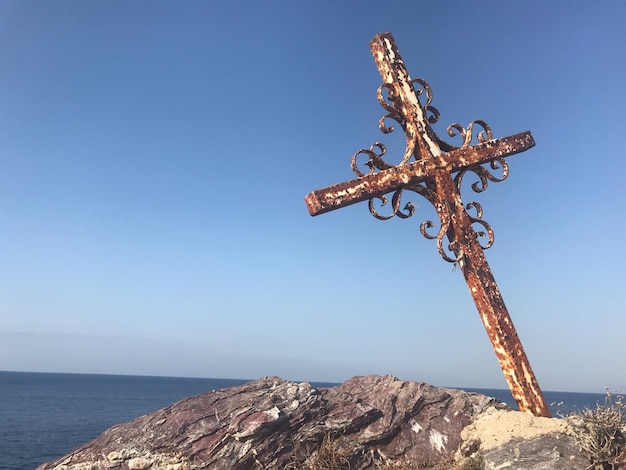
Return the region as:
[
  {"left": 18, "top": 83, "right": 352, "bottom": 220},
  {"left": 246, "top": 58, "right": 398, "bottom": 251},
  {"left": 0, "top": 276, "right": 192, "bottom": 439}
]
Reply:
[{"left": 305, "top": 33, "right": 551, "bottom": 417}]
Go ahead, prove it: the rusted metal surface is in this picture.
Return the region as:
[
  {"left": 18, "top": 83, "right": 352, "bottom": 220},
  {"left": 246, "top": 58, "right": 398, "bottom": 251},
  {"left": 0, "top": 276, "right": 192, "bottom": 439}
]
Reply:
[
  {"left": 305, "top": 32, "right": 551, "bottom": 417},
  {"left": 432, "top": 169, "right": 551, "bottom": 417},
  {"left": 305, "top": 131, "right": 534, "bottom": 216}
]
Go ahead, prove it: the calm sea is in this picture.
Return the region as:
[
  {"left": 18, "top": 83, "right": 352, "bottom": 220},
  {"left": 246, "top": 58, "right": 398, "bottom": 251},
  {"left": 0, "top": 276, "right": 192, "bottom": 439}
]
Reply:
[{"left": 0, "top": 371, "right": 609, "bottom": 470}]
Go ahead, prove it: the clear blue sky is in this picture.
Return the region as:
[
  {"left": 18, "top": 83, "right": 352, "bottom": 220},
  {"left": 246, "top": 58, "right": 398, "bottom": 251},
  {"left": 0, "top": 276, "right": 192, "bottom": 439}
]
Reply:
[{"left": 1, "top": 1, "right": 625, "bottom": 393}]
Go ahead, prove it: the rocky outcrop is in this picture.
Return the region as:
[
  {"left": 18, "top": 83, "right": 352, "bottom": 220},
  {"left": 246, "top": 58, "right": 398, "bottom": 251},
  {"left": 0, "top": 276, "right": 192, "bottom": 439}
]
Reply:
[
  {"left": 460, "top": 407, "right": 589, "bottom": 469},
  {"left": 37, "top": 375, "right": 590, "bottom": 469}
]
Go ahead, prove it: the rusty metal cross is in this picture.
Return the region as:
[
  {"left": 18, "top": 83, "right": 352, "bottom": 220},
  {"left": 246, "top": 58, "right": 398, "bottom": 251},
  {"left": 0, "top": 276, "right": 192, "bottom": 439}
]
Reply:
[{"left": 305, "top": 33, "right": 550, "bottom": 417}]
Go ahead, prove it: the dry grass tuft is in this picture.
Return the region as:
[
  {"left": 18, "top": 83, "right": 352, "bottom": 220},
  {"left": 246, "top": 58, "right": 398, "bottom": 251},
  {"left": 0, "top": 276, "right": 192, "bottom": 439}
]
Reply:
[
  {"left": 285, "top": 433, "right": 352, "bottom": 470},
  {"left": 568, "top": 390, "right": 626, "bottom": 469},
  {"left": 285, "top": 433, "right": 484, "bottom": 470},
  {"left": 375, "top": 455, "right": 483, "bottom": 469},
  {"left": 308, "top": 434, "right": 352, "bottom": 470}
]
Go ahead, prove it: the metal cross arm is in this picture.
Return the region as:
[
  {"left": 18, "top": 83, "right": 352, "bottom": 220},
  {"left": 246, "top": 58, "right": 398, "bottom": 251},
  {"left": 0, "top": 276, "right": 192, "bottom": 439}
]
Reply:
[
  {"left": 304, "top": 32, "right": 551, "bottom": 417},
  {"left": 305, "top": 131, "right": 534, "bottom": 217}
]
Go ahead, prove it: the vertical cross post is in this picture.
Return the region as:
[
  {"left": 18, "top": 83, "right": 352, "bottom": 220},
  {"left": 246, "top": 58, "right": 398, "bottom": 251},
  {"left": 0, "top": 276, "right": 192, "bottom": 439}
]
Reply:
[{"left": 305, "top": 33, "right": 551, "bottom": 417}]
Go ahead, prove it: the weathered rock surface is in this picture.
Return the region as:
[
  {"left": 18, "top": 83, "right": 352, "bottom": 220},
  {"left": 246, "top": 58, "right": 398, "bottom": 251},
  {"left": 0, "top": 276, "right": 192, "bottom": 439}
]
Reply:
[
  {"left": 37, "top": 375, "right": 497, "bottom": 469},
  {"left": 481, "top": 434, "right": 588, "bottom": 470},
  {"left": 37, "top": 375, "right": 590, "bottom": 469},
  {"left": 461, "top": 407, "right": 589, "bottom": 469}
]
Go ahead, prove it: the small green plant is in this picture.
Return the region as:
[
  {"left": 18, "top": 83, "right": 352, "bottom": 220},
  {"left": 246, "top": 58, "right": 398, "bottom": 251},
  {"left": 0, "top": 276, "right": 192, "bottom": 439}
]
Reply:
[{"left": 569, "top": 389, "right": 626, "bottom": 469}]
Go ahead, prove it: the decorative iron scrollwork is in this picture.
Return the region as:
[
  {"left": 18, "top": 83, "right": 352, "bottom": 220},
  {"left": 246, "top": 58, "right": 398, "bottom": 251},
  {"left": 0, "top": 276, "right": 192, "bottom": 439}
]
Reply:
[
  {"left": 411, "top": 78, "right": 440, "bottom": 125},
  {"left": 454, "top": 158, "right": 509, "bottom": 194},
  {"left": 352, "top": 78, "right": 509, "bottom": 262},
  {"left": 353, "top": 78, "right": 497, "bottom": 177},
  {"left": 465, "top": 201, "right": 495, "bottom": 251},
  {"left": 375, "top": 82, "right": 417, "bottom": 167},
  {"left": 366, "top": 182, "right": 460, "bottom": 263},
  {"left": 351, "top": 142, "right": 396, "bottom": 177},
  {"left": 444, "top": 119, "right": 493, "bottom": 148},
  {"left": 376, "top": 83, "right": 402, "bottom": 135}
]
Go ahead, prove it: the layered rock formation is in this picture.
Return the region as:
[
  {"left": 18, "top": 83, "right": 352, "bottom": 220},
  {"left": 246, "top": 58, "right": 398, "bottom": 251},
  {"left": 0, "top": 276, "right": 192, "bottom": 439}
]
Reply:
[{"left": 37, "top": 375, "right": 589, "bottom": 469}]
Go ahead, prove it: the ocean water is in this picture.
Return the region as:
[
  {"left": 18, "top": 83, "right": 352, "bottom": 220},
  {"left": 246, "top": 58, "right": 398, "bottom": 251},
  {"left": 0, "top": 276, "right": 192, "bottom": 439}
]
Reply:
[{"left": 0, "top": 371, "right": 609, "bottom": 470}]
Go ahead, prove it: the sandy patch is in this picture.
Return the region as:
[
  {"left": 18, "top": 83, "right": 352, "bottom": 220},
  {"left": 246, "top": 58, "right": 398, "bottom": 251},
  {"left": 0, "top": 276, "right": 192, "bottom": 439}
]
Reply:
[{"left": 461, "top": 406, "right": 570, "bottom": 450}]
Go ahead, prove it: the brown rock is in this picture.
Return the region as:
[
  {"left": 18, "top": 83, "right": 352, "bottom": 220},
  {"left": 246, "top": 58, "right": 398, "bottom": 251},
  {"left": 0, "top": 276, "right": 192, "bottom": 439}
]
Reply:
[{"left": 36, "top": 375, "right": 499, "bottom": 469}]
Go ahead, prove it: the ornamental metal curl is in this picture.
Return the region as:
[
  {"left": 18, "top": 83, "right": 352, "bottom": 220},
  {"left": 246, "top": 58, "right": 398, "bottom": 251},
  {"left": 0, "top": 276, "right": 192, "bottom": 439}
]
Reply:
[
  {"left": 356, "top": 77, "right": 505, "bottom": 259},
  {"left": 367, "top": 187, "right": 416, "bottom": 220},
  {"left": 374, "top": 83, "right": 416, "bottom": 167},
  {"left": 411, "top": 79, "right": 493, "bottom": 150},
  {"left": 367, "top": 183, "right": 460, "bottom": 263},
  {"left": 445, "top": 119, "right": 493, "bottom": 148},
  {"left": 376, "top": 83, "right": 402, "bottom": 134},
  {"left": 372, "top": 78, "right": 497, "bottom": 163},
  {"left": 411, "top": 78, "right": 441, "bottom": 125},
  {"left": 465, "top": 201, "right": 495, "bottom": 250},
  {"left": 364, "top": 79, "right": 497, "bottom": 176},
  {"left": 454, "top": 158, "right": 510, "bottom": 194},
  {"left": 448, "top": 159, "right": 509, "bottom": 252},
  {"left": 351, "top": 142, "right": 394, "bottom": 177}
]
